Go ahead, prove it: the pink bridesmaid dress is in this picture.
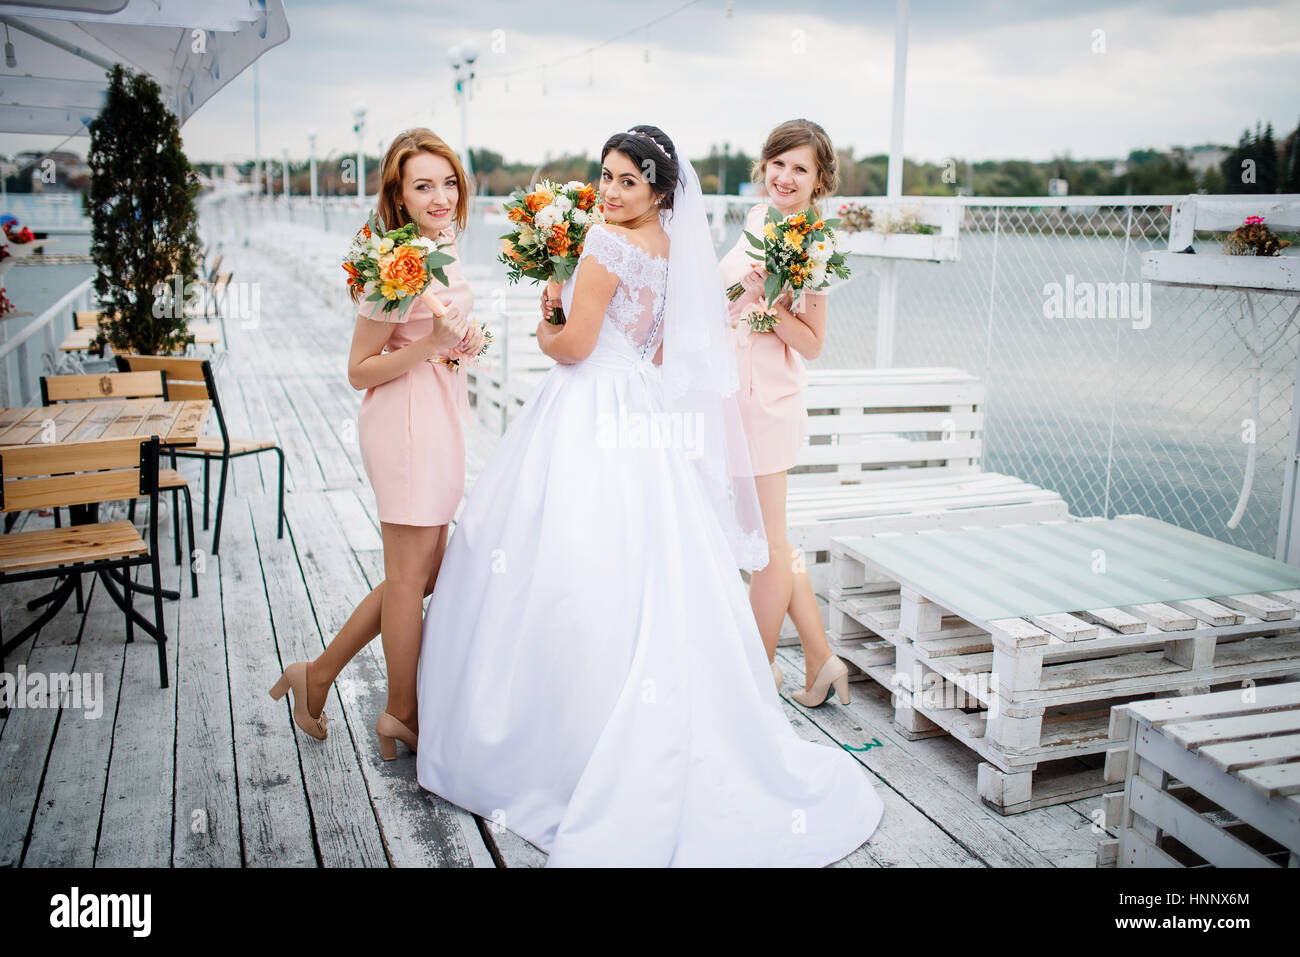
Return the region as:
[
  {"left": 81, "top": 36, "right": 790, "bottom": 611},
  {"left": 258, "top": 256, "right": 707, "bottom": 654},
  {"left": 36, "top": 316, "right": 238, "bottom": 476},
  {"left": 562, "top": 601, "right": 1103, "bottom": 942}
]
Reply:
[
  {"left": 718, "top": 202, "right": 820, "bottom": 477},
  {"left": 355, "top": 227, "right": 474, "bottom": 527}
]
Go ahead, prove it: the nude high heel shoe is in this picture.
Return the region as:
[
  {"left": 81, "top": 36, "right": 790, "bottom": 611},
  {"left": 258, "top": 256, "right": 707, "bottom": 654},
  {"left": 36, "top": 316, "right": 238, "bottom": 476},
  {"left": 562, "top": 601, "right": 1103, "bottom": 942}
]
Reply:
[
  {"left": 269, "top": 661, "right": 328, "bottom": 740},
  {"left": 792, "top": 655, "right": 851, "bottom": 707},
  {"left": 770, "top": 658, "right": 784, "bottom": 692},
  {"left": 376, "top": 712, "right": 418, "bottom": 760}
]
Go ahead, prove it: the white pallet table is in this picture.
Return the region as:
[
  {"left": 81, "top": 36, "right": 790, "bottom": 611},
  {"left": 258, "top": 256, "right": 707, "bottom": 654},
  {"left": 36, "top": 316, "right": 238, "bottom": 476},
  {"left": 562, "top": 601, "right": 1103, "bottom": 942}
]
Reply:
[
  {"left": 1098, "top": 683, "right": 1300, "bottom": 868},
  {"left": 828, "top": 516, "right": 1300, "bottom": 814}
]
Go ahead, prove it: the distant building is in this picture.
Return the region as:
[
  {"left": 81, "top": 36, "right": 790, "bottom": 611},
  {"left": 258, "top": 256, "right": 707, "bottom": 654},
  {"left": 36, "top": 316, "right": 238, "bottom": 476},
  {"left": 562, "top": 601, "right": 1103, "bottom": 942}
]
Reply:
[
  {"left": 1176, "top": 144, "right": 1229, "bottom": 175},
  {"left": 1048, "top": 178, "right": 1069, "bottom": 197}
]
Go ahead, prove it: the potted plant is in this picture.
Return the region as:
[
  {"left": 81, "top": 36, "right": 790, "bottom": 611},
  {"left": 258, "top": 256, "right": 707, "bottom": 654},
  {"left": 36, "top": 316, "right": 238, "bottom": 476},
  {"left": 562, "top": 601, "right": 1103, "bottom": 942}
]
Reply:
[{"left": 85, "top": 64, "right": 202, "bottom": 356}]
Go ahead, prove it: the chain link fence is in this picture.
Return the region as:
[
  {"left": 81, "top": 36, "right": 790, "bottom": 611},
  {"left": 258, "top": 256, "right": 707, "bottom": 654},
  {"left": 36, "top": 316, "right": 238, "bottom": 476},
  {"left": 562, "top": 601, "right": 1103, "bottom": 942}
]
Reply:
[{"left": 211, "top": 191, "right": 1300, "bottom": 559}]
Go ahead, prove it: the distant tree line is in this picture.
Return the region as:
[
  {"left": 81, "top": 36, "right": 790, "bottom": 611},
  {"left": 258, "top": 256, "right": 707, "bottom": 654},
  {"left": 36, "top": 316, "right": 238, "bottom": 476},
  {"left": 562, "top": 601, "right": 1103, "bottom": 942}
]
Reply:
[{"left": 182, "top": 117, "right": 1300, "bottom": 199}]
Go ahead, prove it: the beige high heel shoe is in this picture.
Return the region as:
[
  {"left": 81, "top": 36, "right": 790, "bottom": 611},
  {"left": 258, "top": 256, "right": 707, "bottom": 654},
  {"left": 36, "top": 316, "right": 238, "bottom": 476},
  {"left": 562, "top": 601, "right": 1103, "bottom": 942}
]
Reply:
[
  {"left": 792, "top": 655, "right": 851, "bottom": 707},
  {"left": 770, "top": 658, "right": 784, "bottom": 692},
  {"left": 376, "top": 712, "right": 418, "bottom": 761},
  {"left": 269, "top": 661, "right": 328, "bottom": 740}
]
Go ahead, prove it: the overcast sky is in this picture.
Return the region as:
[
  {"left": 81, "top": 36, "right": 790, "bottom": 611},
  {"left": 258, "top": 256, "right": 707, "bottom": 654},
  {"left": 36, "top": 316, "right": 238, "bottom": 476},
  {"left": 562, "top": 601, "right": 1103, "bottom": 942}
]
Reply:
[{"left": 7, "top": 0, "right": 1300, "bottom": 166}]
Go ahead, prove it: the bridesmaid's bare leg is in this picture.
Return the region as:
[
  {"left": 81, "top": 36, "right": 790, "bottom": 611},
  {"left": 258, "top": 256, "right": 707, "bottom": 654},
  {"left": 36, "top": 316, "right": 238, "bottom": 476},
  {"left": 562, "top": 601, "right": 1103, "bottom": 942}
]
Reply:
[
  {"left": 749, "top": 472, "right": 796, "bottom": 661},
  {"left": 751, "top": 471, "right": 834, "bottom": 690},
  {"left": 306, "top": 581, "right": 386, "bottom": 718},
  {"left": 377, "top": 521, "right": 445, "bottom": 730},
  {"left": 306, "top": 524, "right": 450, "bottom": 724}
]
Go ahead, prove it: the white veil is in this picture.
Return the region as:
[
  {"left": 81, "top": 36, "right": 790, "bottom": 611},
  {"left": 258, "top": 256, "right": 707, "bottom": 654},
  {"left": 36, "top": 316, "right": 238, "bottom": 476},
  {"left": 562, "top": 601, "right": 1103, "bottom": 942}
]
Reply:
[{"left": 660, "top": 157, "right": 770, "bottom": 572}]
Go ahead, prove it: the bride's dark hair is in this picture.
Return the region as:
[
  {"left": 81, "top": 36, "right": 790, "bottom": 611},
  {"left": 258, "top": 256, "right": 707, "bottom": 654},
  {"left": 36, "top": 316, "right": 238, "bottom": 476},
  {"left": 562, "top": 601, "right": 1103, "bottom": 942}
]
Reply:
[{"left": 600, "top": 125, "right": 679, "bottom": 210}]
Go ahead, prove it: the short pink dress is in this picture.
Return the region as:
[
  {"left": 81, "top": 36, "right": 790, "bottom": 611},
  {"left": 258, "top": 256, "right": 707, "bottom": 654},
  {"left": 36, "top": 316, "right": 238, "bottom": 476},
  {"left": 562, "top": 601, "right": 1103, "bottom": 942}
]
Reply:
[
  {"left": 356, "top": 229, "right": 473, "bottom": 526},
  {"left": 718, "top": 203, "right": 820, "bottom": 476}
]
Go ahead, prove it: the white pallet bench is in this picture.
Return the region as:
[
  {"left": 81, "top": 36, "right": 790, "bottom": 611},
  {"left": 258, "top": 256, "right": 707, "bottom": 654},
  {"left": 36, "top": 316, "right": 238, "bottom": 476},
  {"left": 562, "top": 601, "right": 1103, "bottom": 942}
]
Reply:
[
  {"left": 828, "top": 516, "right": 1300, "bottom": 815},
  {"left": 788, "top": 368, "right": 1068, "bottom": 600},
  {"left": 1098, "top": 682, "right": 1300, "bottom": 868}
]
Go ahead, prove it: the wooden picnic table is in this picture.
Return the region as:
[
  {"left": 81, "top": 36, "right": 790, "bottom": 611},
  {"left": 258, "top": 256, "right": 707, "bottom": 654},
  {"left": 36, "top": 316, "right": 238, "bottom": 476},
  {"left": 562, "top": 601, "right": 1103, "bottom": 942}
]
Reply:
[
  {"left": 0, "top": 399, "right": 210, "bottom": 448},
  {"left": 59, "top": 323, "right": 222, "bottom": 353}
]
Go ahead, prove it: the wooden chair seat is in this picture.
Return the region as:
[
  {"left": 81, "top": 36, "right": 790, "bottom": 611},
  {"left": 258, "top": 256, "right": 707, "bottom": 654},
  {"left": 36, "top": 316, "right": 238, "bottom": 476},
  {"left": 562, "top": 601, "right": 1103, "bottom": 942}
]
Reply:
[
  {"left": 0, "top": 520, "right": 146, "bottom": 574},
  {"left": 159, "top": 468, "right": 188, "bottom": 489},
  {"left": 186, "top": 435, "right": 277, "bottom": 455}
]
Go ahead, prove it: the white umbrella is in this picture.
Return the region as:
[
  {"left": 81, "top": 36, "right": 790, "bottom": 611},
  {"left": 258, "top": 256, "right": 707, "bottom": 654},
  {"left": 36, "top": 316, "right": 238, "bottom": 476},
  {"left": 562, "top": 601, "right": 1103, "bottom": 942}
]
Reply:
[{"left": 0, "top": 0, "right": 290, "bottom": 135}]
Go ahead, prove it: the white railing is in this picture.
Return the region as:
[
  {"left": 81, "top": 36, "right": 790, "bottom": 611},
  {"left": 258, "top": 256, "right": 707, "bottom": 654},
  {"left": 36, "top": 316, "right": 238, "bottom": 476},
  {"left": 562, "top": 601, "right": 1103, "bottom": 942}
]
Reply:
[{"left": 0, "top": 275, "right": 95, "bottom": 406}]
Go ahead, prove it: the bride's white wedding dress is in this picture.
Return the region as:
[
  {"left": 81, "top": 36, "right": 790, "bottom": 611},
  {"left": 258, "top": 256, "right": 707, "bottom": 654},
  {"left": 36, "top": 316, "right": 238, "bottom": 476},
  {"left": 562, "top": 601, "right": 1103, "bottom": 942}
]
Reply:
[{"left": 415, "top": 223, "right": 883, "bottom": 866}]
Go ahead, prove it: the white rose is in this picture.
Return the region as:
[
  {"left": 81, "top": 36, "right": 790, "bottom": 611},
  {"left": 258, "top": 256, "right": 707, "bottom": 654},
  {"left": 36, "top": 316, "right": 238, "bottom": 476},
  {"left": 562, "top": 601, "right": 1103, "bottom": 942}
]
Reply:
[
  {"left": 535, "top": 204, "right": 562, "bottom": 228},
  {"left": 571, "top": 209, "right": 589, "bottom": 227},
  {"left": 808, "top": 238, "right": 833, "bottom": 263},
  {"left": 552, "top": 195, "right": 573, "bottom": 213},
  {"left": 564, "top": 180, "right": 585, "bottom": 193},
  {"left": 810, "top": 263, "right": 828, "bottom": 287}
]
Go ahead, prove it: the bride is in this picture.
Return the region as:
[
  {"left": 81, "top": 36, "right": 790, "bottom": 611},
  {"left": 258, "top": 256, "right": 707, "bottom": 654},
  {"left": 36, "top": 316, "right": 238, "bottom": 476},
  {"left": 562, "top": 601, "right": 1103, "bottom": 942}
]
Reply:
[{"left": 414, "top": 124, "right": 883, "bottom": 866}]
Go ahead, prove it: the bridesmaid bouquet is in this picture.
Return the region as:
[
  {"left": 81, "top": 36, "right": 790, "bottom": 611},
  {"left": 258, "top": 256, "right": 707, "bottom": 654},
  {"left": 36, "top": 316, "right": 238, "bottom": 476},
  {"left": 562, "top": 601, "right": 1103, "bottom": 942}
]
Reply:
[
  {"left": 343, "top": 210, "right": 457, "bottom": 321},
  {"left": 498, "top": 179, "right": 604, "bottom": 324},
  {"left": 725, "top": 205, "right": 850, "bottom": 313},
  {"left": 739, "top": 303, "right": 779, "bottom": 334},
  {"left": 434, "top": 318, "right": 494, "bottom": 368}
]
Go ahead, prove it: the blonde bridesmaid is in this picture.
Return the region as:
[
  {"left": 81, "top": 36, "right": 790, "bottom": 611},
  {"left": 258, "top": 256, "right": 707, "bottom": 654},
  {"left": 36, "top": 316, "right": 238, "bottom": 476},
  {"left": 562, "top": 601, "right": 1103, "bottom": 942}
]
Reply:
[
  {"left": 718, "top": 118, "right": 850, "bottom": 707},
  {"left": 269, "top": 128, "right": 485, "bottom": 757}
]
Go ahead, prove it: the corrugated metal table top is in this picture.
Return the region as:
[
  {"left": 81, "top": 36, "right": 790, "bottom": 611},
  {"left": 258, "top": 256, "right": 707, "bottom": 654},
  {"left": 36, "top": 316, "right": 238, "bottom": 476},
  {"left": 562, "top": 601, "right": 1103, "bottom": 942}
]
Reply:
[{"left": 839, "top": 516, "right": 1300, "bottom": 624}]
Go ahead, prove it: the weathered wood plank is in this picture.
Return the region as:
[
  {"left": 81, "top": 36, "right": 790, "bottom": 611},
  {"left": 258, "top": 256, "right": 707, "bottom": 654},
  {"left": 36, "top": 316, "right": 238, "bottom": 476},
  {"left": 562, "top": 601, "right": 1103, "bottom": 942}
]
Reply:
[
  {"left": 24, "top": 575, "right": 126, "bottom": 866},
  {"left": 95, "top": 562, "right": 183, "bottom": 866},
  {"left": 220, "top": 498, "right": 316, "bottom": 866},
  {"left": 169, "top": 548, "right": 242, "bottom": 867}
]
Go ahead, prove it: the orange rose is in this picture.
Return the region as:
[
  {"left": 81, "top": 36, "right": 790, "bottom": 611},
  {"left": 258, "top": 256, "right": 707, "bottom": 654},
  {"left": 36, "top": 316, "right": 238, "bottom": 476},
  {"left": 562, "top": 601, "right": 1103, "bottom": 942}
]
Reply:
[
  {"left": 508, "top": 205, "right": 529, "bottom": 223},
  {"left": 577, "top": 185, "right": 597, "bottom": 211},
  {"left": 379, "top": 244, "right": 426, "bottom": 292},
  {"left": 526, "top": 191, "right": 550, "bottom": 212},
  {"left": 547, "top": 223, "right": 571, "bottom": 257}
]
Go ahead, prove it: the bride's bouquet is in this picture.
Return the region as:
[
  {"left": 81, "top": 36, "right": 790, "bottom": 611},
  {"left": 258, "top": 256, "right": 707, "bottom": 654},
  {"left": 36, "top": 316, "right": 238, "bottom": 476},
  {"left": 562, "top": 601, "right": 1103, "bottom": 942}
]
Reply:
[
  {"left": 343, "top": 211, "right": 457, "bottom": 321},
  {"left": 499, "top": 179, "right": 604, "bottom": 324},
  {"left": 725, "top": 206, "right": 850, "bottom": 328}
]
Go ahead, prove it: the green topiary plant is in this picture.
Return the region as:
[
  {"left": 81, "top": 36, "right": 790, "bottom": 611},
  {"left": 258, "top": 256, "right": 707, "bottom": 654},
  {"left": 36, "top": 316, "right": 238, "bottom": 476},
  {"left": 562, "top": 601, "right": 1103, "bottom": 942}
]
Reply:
[{"left": 86, "top": 63, "right": 201, "bottom": 356}]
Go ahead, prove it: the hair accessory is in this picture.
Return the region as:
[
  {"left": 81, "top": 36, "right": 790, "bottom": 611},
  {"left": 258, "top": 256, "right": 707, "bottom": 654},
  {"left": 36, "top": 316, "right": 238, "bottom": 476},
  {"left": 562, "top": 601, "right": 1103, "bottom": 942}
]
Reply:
[{"left": 624, "top": 128, "right": 674, "bottom": 161}]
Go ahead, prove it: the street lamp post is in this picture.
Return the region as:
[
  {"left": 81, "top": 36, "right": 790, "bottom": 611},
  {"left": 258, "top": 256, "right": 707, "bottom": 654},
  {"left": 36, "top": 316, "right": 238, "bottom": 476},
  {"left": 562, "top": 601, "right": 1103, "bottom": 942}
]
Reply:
[{"left": 448, "top": 40, "right": 479, "bottom": 181}]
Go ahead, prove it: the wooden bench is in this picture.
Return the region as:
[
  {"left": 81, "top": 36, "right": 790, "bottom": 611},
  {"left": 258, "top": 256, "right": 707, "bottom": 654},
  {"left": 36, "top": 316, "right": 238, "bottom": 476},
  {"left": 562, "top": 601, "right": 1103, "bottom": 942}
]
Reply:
[
  {"left": 788, "top": 367, "right": 1069, "bottom": 595},
  {"left": 1099, "top": 682, "right": 1300, "bottom": 867},
  {"left": 0, "top": 435, "right": 170, "bottom": 691}
]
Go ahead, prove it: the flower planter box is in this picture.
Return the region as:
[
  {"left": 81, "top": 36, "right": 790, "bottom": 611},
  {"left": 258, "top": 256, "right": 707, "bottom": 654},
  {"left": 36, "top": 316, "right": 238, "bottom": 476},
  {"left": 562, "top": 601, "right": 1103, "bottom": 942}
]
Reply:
[
  {"left": 839, "top": 230, "right": 960, "bottom": 263},
  {"left": 1141, "top": 250, "right": 1300, "bottom": 295}
]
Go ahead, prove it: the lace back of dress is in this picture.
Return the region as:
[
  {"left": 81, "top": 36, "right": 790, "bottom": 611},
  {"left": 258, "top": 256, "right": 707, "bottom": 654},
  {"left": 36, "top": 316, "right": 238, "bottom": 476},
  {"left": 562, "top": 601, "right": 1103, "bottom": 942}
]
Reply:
[{"left": 580, "top": 227, "right": 668, "bottom": 359}]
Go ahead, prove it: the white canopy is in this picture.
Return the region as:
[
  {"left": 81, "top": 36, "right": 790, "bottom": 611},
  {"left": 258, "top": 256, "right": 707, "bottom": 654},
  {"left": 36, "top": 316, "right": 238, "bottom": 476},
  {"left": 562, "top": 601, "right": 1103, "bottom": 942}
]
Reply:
[{"left": 0, "top": 0, "right": 289, "bottom": 135}]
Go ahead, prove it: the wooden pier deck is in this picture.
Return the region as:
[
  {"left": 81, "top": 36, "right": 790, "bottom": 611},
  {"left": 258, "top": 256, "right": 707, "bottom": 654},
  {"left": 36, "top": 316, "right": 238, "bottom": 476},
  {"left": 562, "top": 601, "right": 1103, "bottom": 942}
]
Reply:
[{"left": 0, "top": 238, "right": 1109, "bottom": 868}]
